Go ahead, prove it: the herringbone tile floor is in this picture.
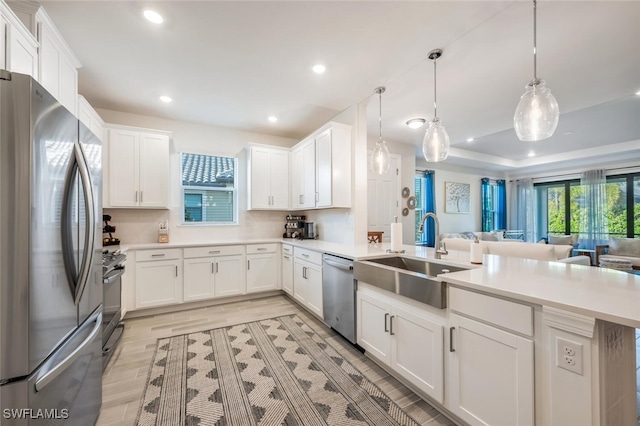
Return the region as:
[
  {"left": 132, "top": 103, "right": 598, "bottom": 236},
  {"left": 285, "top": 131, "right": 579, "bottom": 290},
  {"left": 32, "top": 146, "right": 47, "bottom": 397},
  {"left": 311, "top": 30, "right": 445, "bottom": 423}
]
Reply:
[{"left": 97, "top": 295, "right": 455, "bottom": 426}]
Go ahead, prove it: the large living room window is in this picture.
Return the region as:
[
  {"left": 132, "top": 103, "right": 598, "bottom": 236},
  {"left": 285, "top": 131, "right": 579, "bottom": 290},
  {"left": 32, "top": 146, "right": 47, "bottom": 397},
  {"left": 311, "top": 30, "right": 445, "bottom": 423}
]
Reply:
[
  {"left": 181, "top": 153, "right": 237, "bottom": 224},
  {"left": 534, "top": 172, "right": 639, "bottom": 240}
]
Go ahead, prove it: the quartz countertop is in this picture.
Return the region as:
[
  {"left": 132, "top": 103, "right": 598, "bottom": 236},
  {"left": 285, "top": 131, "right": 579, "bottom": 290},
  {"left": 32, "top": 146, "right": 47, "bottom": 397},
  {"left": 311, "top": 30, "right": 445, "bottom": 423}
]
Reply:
[
  {"left": 441, "top": 254, "right": 640, "bottom": 329},
  {"left": 118, "top": 238, "right": 640, "bottom": 328}
]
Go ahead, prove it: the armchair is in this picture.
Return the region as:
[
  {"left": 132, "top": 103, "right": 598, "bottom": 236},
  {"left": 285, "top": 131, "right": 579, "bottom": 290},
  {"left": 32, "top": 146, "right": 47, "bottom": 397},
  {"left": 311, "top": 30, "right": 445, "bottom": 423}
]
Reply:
[{"left": 596, "top": 238, "right": 640, "bottom": 270}]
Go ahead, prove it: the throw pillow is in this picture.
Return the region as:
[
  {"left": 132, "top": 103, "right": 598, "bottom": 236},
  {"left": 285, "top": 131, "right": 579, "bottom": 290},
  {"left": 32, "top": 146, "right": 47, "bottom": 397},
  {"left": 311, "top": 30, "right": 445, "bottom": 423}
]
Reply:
[
  {"left": 609, "top": 238, "right": 640, "bottom": 257},
  {"left": 548, "top": 235, "right": 573, "bottom": 245}
]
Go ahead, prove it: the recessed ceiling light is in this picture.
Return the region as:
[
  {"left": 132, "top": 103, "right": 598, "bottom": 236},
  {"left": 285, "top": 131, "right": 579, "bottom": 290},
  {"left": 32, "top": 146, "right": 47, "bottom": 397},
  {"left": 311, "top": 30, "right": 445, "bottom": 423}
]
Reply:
[
  {"left": 405, "top": 118, "right": 426, "bottom": 129},
  {"left": 466, "top": 138, "right": 474, "bottom": 143},
  {"left": 528, "top": 151, "right": 535, "bottom": 157},
  {"left": 635, "top": 90, "right": 640, "bottom": 96},
  {"left": 143, "top": 9, "right": 164, "bottom": 24},
  {"left": 312, "top": 64, "right": 326, "bottom": 74},
  {"left": 159, "top": 95, "right": 172, "bottom": 103},
  {"left": 268, "top": 116, "right": 278, "bottom": 123}
]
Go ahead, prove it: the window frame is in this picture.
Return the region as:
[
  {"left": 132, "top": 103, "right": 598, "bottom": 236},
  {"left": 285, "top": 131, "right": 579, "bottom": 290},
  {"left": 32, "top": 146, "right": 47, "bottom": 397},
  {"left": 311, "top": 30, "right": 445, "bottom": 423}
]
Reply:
[{"left": 180, "top": 153, "right": 238, "bottom": 225}]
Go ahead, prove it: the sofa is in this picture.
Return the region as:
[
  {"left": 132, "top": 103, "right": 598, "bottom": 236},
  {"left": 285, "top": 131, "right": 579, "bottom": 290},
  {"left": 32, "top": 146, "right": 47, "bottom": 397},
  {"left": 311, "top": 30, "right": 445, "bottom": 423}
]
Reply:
[
  {"left": 595, "top": 238, "right": 640, "bottom": 270},
  {"left": 441, "top": 238, "right": 574, "bottom": 261}
]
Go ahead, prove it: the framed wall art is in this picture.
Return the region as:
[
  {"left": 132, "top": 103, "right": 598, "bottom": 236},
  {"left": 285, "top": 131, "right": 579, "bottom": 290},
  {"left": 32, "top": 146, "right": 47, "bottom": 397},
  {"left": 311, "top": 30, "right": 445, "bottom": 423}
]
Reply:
[{"left": 445, "top": 182, "right": 470, "bottom": 213}]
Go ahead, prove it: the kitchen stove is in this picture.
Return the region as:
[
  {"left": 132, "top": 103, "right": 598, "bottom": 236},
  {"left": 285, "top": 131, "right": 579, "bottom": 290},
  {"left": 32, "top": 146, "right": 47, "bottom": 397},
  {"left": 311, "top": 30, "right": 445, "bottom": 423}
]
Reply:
[{"left": 102, "top": 249, "right": 126, "bottom": 369}]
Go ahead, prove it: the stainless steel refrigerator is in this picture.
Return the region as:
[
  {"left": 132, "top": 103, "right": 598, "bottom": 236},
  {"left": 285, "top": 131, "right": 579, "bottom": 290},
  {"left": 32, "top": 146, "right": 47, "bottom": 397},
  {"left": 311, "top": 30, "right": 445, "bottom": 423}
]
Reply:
[{"left": 0, "top": 71, "right": 103, "bottom": 425}]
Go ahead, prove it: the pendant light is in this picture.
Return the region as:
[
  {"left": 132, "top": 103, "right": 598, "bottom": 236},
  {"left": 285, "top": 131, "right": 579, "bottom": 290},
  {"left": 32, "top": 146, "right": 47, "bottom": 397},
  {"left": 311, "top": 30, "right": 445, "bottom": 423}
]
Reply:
[
  {"left": 422, "top": 49, "right": 450, "bottom": 162},
  {"left": 370, "top": 86, "right": 390, "bottom": 174},
  {"left": 514, "top": 0, "right": 559, "bottom": 141}
]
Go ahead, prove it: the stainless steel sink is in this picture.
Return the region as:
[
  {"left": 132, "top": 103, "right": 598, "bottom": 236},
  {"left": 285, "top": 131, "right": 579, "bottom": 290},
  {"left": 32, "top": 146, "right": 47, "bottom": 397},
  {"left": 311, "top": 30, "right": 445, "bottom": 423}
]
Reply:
[{"left": 353, "top": 256, "right": 467, "bottom": 308}]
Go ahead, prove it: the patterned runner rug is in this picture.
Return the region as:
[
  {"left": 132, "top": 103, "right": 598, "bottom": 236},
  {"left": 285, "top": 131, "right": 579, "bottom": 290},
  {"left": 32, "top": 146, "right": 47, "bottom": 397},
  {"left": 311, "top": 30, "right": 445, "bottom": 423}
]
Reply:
[{"left": 137, "top": 314, "right": 420, "bottom": 425}]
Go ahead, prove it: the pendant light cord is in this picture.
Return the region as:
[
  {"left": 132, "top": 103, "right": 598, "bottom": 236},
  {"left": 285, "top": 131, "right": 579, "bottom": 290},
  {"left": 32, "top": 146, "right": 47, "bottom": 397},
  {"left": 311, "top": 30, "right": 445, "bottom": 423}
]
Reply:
[
  {"left": 433, "top": 58, "right": 438, "bottom": 118},
  {"left": 379, "top": 90, "right": 383, "bottom": 143},
  {"left": 533, "top": 0, "right": 537, "bottom": 81}
]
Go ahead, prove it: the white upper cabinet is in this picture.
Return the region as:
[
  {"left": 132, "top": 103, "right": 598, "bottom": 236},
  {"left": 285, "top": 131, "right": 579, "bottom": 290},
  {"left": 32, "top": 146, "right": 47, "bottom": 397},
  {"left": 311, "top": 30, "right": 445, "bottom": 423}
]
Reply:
[
  {"left": 1, "top": 2, "right": 38, "bottom": 79},
  {"left": 247, "top": 145, "right": 290, "bottom": 210},
  {"left": 291, "top": 122, "right": 351, "bottom": 210},
  {"left": 8, "top": 2, "right": 80, "bottom": 114},
  {"left": 104, "top": 125, "right": 171, "bottom": 209},
  {"left": 291, "top": 137, "right": 316, "bottom": 209},
  {"left": 77, "top": 95, "right": 104, "bottom": 140}
]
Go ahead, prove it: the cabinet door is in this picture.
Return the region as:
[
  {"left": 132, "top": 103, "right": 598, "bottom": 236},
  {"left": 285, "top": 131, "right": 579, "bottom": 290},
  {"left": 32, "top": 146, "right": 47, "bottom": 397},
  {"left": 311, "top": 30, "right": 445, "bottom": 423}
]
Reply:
[
  {"left": 8, "top": 24, "right": 38, "bottom": 78},
  {"left": 282, "top": 254, "right": 293, "bottom": 295},
  {"left": 293, "top": 260, "right": 308, "bottom": 304},
  {"left": 38, "top": 23, "right": 60, "bottom": 99},
  {"left": 301, "top": 140, "right": 316, "bottom": 208},
  {"left": 356, "top": 292, "right": 391, "bottom": 364},
  {"left": 0, "top": 15, "right": 6, "bottom": 70},
  {"left": 58, "top": 55, "right": 77, "bottom": 114},
  {"left": 391, "top": 307, "right": 444, "bottom": 403},
  {"left": 269, "top": 150, "right": 290, "bottom": 209},
  {"left": 249, "top": 147, "right": 271, "bottom": 209},
  {"left": 315, "top": 128, "right": 332, "bottom": 208},
  {"left": 448, "top": 313, "right": 534, "bottom": 426},
  {"left": 138, "top": 133, "right": 169, "bottom": 208},
  {"left": 291, "top": 147, "right": 304, "bottom": 209},
  {"left": 246, "top": 253, "right": 278, "bottom": 293},
  {"left": 305, "top": 263, "right": 323, "bottom": 318},
  {"left": 135, "top": 260, "right": 181, "bottom": 309},
  {"left": 183, "top": 257, "right": 215, "bottom": 302},
  {"left": 108, "top": 129, "right": 139, "bottom": 207},
  {"left": 214, "top": 255, "right": 245, "bottom": 297}
]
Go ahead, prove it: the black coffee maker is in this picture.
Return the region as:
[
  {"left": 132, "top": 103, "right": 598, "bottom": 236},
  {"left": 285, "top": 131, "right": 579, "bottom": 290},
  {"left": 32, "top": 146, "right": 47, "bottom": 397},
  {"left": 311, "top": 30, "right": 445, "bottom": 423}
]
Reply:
[
  {"left": 302, "top": 222, "right": 316, "bottom": 239},
  {"left": 102, "top": 215, "right": 120, "bottom": 246}
]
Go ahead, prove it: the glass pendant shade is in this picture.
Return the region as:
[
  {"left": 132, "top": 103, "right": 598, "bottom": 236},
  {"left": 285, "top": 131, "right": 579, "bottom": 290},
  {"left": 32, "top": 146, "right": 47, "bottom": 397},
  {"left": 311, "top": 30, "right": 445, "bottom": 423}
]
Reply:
[
  {"left": 370, "top": 140, "right": 390, "bottom": 174},
  {"left": 514, "top": 80, "right": 559, "bottom": 141},
  {"left": 422, "top": 118, "right": 450, "bottom": 162}
]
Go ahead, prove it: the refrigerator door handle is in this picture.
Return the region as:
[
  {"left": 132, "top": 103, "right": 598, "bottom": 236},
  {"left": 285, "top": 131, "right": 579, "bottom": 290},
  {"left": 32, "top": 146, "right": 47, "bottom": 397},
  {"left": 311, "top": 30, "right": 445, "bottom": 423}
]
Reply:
[
  {"left": 34, "top": 310, "right": 102, "bottom": 392},
  {"left": 73, "top": 142, "right": 96, "bottom": 305}
]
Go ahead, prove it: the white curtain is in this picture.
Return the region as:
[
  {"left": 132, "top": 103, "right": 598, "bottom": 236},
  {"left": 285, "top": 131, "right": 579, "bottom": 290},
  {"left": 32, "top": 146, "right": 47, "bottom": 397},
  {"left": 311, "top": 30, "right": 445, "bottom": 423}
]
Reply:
[
  {"left": 579, "top": 169, "right": 609, "bottom": 249},
  {"left": 509, "top": 178, "right": 537, "bottom": 242}
]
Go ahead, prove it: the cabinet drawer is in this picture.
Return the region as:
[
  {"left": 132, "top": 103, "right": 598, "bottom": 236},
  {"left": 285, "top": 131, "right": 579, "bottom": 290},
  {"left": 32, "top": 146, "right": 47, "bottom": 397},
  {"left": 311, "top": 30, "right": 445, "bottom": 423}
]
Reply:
[
  {"left": 294, "top": 247, "right": 322, "bottom": 265},
  {"left": 282, "top": 244, "right": 293, "bottom": 255},
  {"left": 136, "top": 248, "right": 182, "bottom": 262},
  {"left": 184, "top": 245, "right": 244, "bottom": 259},
  {"left": 246, "top": 243, "right": 278, "bottom": 254},
  {"left": 449, "top": 287, "right": 533, "bottom": 336}
]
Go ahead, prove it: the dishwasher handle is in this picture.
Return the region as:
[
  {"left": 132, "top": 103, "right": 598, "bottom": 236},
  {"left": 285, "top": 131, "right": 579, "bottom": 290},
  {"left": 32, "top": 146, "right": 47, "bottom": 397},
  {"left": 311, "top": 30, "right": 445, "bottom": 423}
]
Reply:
[{"left": 323, "top": 258, "right": 353, "bottom": 271}]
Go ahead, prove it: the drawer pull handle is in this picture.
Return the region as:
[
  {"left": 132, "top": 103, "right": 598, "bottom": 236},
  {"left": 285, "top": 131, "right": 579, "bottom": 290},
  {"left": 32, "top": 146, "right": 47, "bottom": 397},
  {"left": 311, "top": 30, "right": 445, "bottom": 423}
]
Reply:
[
  {"left": 450, "top": 327, "right": 455, "bottom": 352},
  {"left": 208, "top": 250, "right": 221, "bottom": 254},
  {"left": 283, "top": 255, "right": 290, "bottom": 259},
  {"left": 248, "top": 260, "right": 250, "bottom": 270},
  {"left": 389, "top": 315, "right": 395, "bottom": 336},
  {"left": 257, "top": 248, "right": 267, "bottom": 251},
  {"left": 302, "top": 253, "right": 309, "bottom": 257},
  {"left": 151, "top": 254, "right": 165, "bottom": 257},
  {"left": 175, "top": 265, "right": 178, "bottom": 277},
  {"left": 384, "top": 313, "right": 389, "bottom": 332}
]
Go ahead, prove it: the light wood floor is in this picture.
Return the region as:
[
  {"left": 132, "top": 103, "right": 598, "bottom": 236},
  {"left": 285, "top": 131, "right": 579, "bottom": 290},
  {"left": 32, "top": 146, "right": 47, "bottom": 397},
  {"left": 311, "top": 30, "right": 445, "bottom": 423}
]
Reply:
[{"left": 97, "top": 295, "right": 456, "bottom": 426}]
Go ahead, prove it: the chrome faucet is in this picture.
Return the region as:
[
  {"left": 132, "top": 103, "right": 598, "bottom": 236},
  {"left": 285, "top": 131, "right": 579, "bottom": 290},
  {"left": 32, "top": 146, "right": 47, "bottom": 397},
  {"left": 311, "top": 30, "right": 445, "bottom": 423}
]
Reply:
[{"left": 418, "top": 212, "right": 448, "bottom": 259}]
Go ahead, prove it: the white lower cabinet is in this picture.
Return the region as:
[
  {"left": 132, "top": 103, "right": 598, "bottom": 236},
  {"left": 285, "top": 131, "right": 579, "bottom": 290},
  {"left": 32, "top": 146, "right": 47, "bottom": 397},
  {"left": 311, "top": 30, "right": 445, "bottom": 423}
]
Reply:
[
  {"left": 281, "top": 244, "right": 293, "bottom": 295},
  {"left": 246, "top": 244, "right": 279, "bottom": 293},
  {"left": 357, "top": 289, "right": 444, "bottom": 403},
  {"left": 135, "top": 249, "right": 183, "bottom": 309},
  {"left": 183, "top": 245, "right": 245, "bottom": 301},
  {"left": 293, "top": 247, "right": 323, "bottom": 318},
  {"left": 447, "top": 287, "right": 534, "bottom": 426}
]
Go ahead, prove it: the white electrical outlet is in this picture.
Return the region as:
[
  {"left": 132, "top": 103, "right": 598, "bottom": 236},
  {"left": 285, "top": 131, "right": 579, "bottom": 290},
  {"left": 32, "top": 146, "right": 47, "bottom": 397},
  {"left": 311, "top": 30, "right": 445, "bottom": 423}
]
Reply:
[{"left": 556, "top": 337, "right": 583, "bottom": 375}]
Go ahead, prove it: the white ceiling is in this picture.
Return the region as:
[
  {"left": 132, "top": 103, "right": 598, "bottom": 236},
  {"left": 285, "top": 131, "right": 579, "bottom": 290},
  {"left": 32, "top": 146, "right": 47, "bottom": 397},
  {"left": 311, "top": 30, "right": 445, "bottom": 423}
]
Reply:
[{"left": 38, "top": 0, "right": 640, "bottom": 173}]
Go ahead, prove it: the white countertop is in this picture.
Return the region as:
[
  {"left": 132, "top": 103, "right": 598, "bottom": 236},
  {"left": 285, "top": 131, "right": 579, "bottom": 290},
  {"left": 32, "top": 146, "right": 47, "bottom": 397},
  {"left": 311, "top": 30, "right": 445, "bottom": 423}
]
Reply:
[
  {"left": 442, "top": 254, "right": 640, "bottom": 329},
  {"left": 118, "top": 238, "right": 640, "bottom": 328}
]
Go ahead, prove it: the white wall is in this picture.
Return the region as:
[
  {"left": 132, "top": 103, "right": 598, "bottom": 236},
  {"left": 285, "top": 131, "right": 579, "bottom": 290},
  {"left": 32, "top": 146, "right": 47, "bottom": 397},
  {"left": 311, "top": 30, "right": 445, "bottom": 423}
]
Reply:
[
  {"left": 99, "top": 108, "right": 298, "bottom": 244},
  {"left": 415, "top": 159, "right": 507, "bottom": 236}
]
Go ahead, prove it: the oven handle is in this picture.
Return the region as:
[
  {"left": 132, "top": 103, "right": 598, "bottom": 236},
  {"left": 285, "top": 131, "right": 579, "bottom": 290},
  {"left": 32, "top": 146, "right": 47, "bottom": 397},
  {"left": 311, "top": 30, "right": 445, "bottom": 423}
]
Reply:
[{"left": 103, "top": 266, "right": 125, "bottom": 284}]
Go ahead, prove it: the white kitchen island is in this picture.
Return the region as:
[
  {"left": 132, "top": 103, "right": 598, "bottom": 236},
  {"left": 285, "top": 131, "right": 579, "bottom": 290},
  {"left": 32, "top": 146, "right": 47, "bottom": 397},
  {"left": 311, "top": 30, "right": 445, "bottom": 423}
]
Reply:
[{"left": 354, "top": 248, "right": 639, "bottom": 426}]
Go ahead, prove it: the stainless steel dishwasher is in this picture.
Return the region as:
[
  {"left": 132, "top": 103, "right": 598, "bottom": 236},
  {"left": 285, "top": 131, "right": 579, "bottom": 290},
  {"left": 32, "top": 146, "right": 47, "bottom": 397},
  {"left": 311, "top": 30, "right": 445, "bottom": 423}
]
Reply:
[{"left": 322, "top": 254, "right": 357, "bottom": 344}]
